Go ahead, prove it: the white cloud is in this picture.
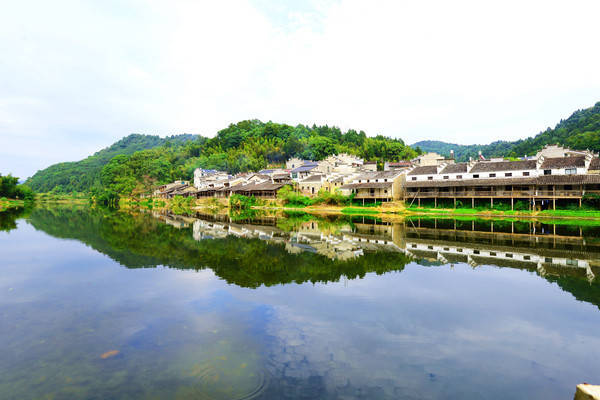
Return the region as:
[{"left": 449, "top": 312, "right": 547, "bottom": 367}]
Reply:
[{"left": 1, "top": 0, "right": 599, "bottom": 178}]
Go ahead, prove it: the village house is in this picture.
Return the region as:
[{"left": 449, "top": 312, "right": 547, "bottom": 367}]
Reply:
[
  {"left": 403, "top": 147, "right": 600, "bottom": 210},
  {"left": 340, "top": 171, "right": 405, "bottom": 204},
  {"left": 299, "top": 174, "right": 325, "bottom": 195},
  {"left": 384, "top": 161, "right": 413, "bottom": 171}
]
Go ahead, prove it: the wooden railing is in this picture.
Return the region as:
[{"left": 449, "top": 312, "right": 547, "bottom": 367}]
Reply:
[{"left": 405, "top": 190, "right": 600, "bottom": 198}]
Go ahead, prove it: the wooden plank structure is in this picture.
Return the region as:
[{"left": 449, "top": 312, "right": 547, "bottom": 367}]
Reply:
[{"left": 404, "top": 175, "right": 600, "bottom": 210}]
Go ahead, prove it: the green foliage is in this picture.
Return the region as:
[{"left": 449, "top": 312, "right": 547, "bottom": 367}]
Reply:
[
  {"left": 26, "top": 133, "right": 197, "bottom": 193},
  {"left": 28, "top": 121, "right": 419, "bottom": 195},
  {"left": 582, "top": 193, "right": 600, "bottom": 209},
  {"left": 413, "top": 101, "right": 600, "bottom": 160},
  {"left": 277, "top": 186, "right": 353, "bottom": 207},
  {"left": 229, "top": 194, "right": 258, "bottom": 209},
  {"left": 277, "top": 185, "right": 314, "bottom": 207},
  {"left": 169, "top": 195, "right": 195, "bottom": 216},
  {"left": 0, "top": 173, "right": 35, "bottom": 201},
  {"left": 89, "top": 187, "right": 120, "bottom": 208}
]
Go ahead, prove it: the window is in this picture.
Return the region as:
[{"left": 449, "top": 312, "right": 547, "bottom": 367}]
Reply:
[
  {"left": 566, "top": 168, "right": 577, "bottom": 175},
  {"left": 456, "top": 175, "right": 462, "bottom": 179},
  {"left": 506, "top": 253, "right": 513, "bottom": 258},
  {"left": 523, "top": 171, "right": 530, "bottom": 176},
  {"left": 457, "top": 248, "right": 463, "bottom": 252},
  {"left": 544, "top": 169, "right": 551, "bottom": 175},
  {"left": 411, "top": 244, "right": 417, "bottom": 248},
  {"left": 473, "top": 250, "right": 480, "bottom": 254},
  {"left": 384, "top": 179, "right": 388, "bottom": 182},
  {"left": 411, "top": 177, "right": 417, "bottom": 181},
  {"left": 473, "top": 174, "right": 479, "bottom": 178},
  {"left": 490, "top": 252, "right": 497, "bottom": 256},
  {"left": 545, "top": 257, "right": 552, "bottom": 263},
  {"left": 428, "top": 176, "right": 433, "bottom": 180},
  {"left": 566, "top": 259, "right": 578, "bottom": 266},
  {"left": 443, "top": 176, "right": 449, "bottom": 180},
  {"left": 505, "top": 172, "right": 512, "bottom": 177},
  {"left": 428, "top": 246, "right": 433, "bottom": 250},
  {"left": 384, "top": 189, "right": 388, "bottom": 193},
  {"left": 443, "top": 247, "right": 450, "bottom": 251},
  {"left": 523, "top": 255, "right": 531, "bottom": 260}
]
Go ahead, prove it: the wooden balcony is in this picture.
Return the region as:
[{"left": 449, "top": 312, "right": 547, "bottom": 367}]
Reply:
[{"left": 404, "top": 189, "right": 600, "bottom": 199}]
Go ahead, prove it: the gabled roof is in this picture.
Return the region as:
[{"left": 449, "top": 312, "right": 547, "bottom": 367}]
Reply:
[
  {"left": 407, "top": 165, "right": 438, "bottom": 176},
  {"left": 540, "top": 156, "right": 586, "bottom": 169},
  {"left": 439, "top": 163, "right": 468, "bottom": 174},
  {"left": 355, "top": 171, "right": 403, "bottom": 180},
  {"left": 291, "top": 164, "right": 319, "bottom": 173},
  {"left": 590, "top": 157, "right": 600, "bottom": 170},
  {"left": 469, "top": 160, "right": 537, "bottom": 173}
]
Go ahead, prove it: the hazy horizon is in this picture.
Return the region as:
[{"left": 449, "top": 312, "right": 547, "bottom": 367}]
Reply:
[{"left": 2, "top": 0, "right": 599, "bottom": 179}]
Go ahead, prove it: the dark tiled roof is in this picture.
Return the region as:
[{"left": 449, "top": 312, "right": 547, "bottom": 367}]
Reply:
[
  {"left": 229, "top": 182, "right": 287, "bottom": 192},
  {"left": 470, "top": 160, "right": 537, "bottom": 173},
  {"left": 408, "top": 166, "right": 438, "bottom": 176},
  {"left": 340, "top": 182, "right": 392, "bottom": 189},
  {"left": 540, "top": 156, "right": 585, "bottom": 169},
  {"left": 356, "top": 171, "right": 403, "bottom": 180},
  {"left": 404, "top": 177, "right": 536, "bottom": 188},
  {"left": 590, "top": 157, "right": 600, "bottom": 170},
  {"left": 439, "top": 163, "right": 468, "bottom": 174},
  {"left": 291, "top": 164, "right": 318, "bottom": 173}
]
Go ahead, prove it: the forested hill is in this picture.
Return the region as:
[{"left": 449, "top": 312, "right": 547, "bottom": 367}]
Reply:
[
  {"left": 26, "top": 133, "right": 197, "bottom": 192},
  {"left": 412, "top": 101, "right": 600, "bottom": 161},
  {"left": 27, "top": 120, "right": 418, "bottom": 194}
]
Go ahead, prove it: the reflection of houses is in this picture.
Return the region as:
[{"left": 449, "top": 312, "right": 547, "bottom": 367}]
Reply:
[
  {"left": 188, "top": 216, "right": 404, "bottom": 261},
  {"left": 403, "top": 218, "right": 600, "bottom": 281},
  {"left": 159, "top": 211, "right": 600, "bottom": 281}
]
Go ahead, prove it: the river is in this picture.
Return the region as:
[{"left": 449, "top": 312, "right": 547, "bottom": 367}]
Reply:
[{"left": 1, "top": 205, "right": 599, "bottom": 399}]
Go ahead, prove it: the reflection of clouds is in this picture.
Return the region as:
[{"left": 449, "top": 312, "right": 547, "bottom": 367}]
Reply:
[{"left": 231, "top": 264, "right": 600, "bottom": 399}]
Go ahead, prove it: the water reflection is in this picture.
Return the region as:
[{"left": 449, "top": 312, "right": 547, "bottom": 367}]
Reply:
[{"left": 2, "top": 206, "right": 600, "bottom": 399}]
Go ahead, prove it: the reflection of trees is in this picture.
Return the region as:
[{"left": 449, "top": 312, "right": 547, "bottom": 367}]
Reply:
[
  {"left": 27, "top": 207, "right": 410, "bottom": 288},
  {"left": 0, "top": 206, "right": 31, "bottom": 232}
]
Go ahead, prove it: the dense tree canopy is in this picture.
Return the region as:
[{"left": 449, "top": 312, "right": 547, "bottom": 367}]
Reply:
[
  {"left": 0, "top": 173, "right": 34, "bottom": 200},
  {"left": 26, "top": 133, "right": 197, "bottom": 193},
  {"left": 27, "top": 120, "right": 419, "bottom": 195}
]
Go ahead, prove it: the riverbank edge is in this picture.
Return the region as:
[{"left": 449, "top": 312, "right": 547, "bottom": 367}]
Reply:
[{"left": 26, "top": 196, "right": 600, "bottom": 222}]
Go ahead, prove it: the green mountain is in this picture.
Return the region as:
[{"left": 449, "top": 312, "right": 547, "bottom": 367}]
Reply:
[
  {"left": 26, "top": 133, "right": 197, "bottom": 192},
  {"left": 412, "top": 101, "right": 600, "bottom": 161},
  {"left": 28, "top": 120, "right": 419, "bottom": 194}
]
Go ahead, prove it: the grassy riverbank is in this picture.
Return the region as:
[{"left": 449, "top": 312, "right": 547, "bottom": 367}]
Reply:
[
  {"left": 0, "top": 198, "right": 26, "bottom": 211},
  {"left": 405, "top": 206, "right": 600, "bottom": 219}
]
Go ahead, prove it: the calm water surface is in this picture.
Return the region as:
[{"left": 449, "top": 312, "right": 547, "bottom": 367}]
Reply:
[{"left": 1, "top": 206, "right": 600, "bottom": 399}]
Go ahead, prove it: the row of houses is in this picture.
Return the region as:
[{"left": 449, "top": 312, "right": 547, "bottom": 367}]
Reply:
[
  {"left": 155, "top": 152, "right": 410, "bottom": 202},
  {"left": 154, "top": 145, "right": 600, "bottom": 207},
  {"left": 404, "top": 145, "right": 600, "bottom": 209}
]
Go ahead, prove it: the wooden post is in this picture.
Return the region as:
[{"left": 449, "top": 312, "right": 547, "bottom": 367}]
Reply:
[
  {"left": 511, "top": 197, "right": 514, "bottom": 210},
  {"left": 418, "top": 198, "right": 421, "bottom": 207},
  {"left": 472, "top": 198, "right": 474, "bottom": 208},
  {"left": 434, "top": 197, "right": 437, "bottom": 208}
]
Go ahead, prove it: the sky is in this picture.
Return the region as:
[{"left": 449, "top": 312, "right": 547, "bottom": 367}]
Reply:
[{"left": 1, "top": 0, "right": 599, "bottom": 179}]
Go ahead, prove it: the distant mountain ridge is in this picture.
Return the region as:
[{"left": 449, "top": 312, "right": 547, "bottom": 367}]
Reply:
[
  {"left": 412, "top": 101, "right": 600, "bottom": 161},
  {"left": 26, "top": 133, "right": 197, "bottom": 192}
]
